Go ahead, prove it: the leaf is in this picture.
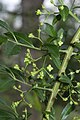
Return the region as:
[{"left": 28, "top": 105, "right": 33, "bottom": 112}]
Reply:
[
  {"left": 58, "top": 0, "right": 64, "bottom": 5},
  {"left": 0, "top": 35, "right": 7, "bottom": 45},
  {"left": 52, "top": 14, "right": 61, "bottom": 25},
  {"left": 57, "top": 28, "right": 64, "bottom": 39},
  {"left": 61, "top": 103, "right": 75, "bottom": 120},
  {"left": 7, "top": 67, "right": 25, "bottom": 82},
  {"left": 75, "top": 42, "right": 80, "bottom": 48},
  {"left": 58, "top": 5, "right": 69, "bottom": 21},
  {"left": 0, "top": 20, "right": 11, "bottom": 32},
  {"left": 49, "top": 107, "right": 56, "bottom": 120},
  {"left": 26, "top": 91, "right": 41, "bottom": 111},
  {"left": 34, "top": 89, "right": 46, "bottom": 102},
  {"left": 14, "top": 32, "right": 33, "bottom": 46},
  {"left": 0, "top": 98, "right": 13, "bottom": 112},
  {"left": 0, "top": 75, "right": 14, "bottom": 92},
  {"left": 45, "top": 44, "right": 61, "bottom": 69},
  {"left": 5, "top": 32, "right": 33, "bottom": 47},
  {"left": 44, "top": 23, "right": 57, "bottom": 38},
  {"left": 0, "top": 98, "right": 22, "bottom": 120},
  {"left": 3, "top": 41, "right": 21, "bottom": 56},
  {"left": 74, "top": 53, "right": 80, "bottom": 60},
  {"left": 59, "top": 74, "right": 71, "bottom": 84},
  {"left": 0, "top": 109, "right": 16, "bottom": 120},
  {"left": 0, "top": 65, "right": 15, "bottom": 91}
]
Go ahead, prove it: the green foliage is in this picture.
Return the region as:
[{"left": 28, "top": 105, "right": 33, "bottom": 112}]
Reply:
[
  {"left": 59, "top": 74, "right": 71, "bottom": 84},
  {"left": 45, "top": 44, "right": 61, "bottom": 69},
  {"left": 0, "top": 20, "right": 11, "bottom": 32},
  {"left": 0, "top": 35, "right": 7, "bottom": 45},
  {"left": 0, "top": 0, "right": 80, "bottom": 120},
  {"left": 61, "top": 103, "right": 75, "bottom": 120},
  {"left": 49, "top": 107, "right": 56, "bottom": 120},
  {"left": 3, "top": 41, "right": 21, "bottom": 56},
  {"left": 58, "top": 5, "right": 69, "bottom": 21},
  {"left": 44, "top": 23, "right": 57, "bottom": 38}
]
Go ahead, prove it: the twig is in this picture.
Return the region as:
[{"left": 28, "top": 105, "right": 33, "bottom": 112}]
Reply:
[{"left": 43, "top": 27, "right": 80, "bottom": 120}]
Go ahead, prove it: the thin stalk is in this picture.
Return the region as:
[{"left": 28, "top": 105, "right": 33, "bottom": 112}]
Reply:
[
  {"left": 8, "top": 39, "right": 41, "bottom": 50},
  {"left": 43, "top": 27, "right": 80, "bottom": 120},
  {"left": 69, "top": 11, "right": 80, "bottom": 23},
  {"left": 33, "top": 86, "right": 52, "bottom": 92}
]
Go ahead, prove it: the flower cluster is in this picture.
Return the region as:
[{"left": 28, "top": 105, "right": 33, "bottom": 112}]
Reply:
[{"left": 24, "top": 49, "right": 32, "bottom": 66}]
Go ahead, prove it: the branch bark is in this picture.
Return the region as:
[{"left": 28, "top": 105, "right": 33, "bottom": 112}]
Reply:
[{"left": 43, "top": 27, "right": 80, "bottom": 120}]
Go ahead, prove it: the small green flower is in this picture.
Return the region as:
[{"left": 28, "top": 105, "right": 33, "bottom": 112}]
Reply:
[
  {"left": 37, "top": 71, "right": 44, "bottom": 79},
  {"left": 31, "top": 71, "right": 37, "bottom": 77},
  {"left": 36, "top": 9, "right": 42, "bottom": 15},
  {"left": 71, "top": 90, "right": 76, "bottom": 94},
  {"left": 50, "top": 0, "right": 54, "bottom": 4},
  {"left": 14, "top": 64, "right": 20, "bottom": 70},
  {"left": 40, "top": 22, "right": 43, "bottom": 26},
  {"left": 38, "top": 28, "right": 41, "bottom": 33},
  {"left": 14, "top": 101, "right": 20, "bottom": 107},
  {"left": 33, "top": 63, "right": 36, "bottom": 68},
  {"left": 13, "top": 85, "right": 17, "bottom": 90},
  {"left": 77, "top": 82, "right": 80, "bottom": 86},
  {"left": 73, "top": 101, "right": 78, "bottom": 105},
  {"left": 18, "top": 85, "right": 21, "bottom": 89},
  {"left": 59, "top": 5, "right": 64, "bottom": 10},
  {"left": 42, "top": 5, "right": 45, "bottom": 9},
  {"left": 70, "top": 101, "right": 73, "bottom": 105},
  {"left": 22, "top": 114, "right": 25, "bottom": 118},
  {"left": 24, "top": 57, "right": 31, "bottom": 65},
  {"left": 24, "top": 50, "right": 32, "bottom": 66},
  {"left": 69, "top": 71, "right": 75, "bottom": 75},
  {"left": 28, "top": 33, "right": 35, "bottom": 38},
  {"left": 58, "top": 40, "right": 63, "bottom": 46},
  {"left": 47, "top": 64, "right": 53, "bottom": 72},
  {"left": 27, "top": 49, "right": 30, "bottom": 53},
  {"left": 20, "top": 93, "right": 24, "bottom": 98},
  {"left": 63, "top": 97, "right": 68, "bottom": 101},
  {"left": 76, "top": 69, "right": 80, "bottom": 73},
  {"left": 49, "top": 74, "right": 54, "bottom": 79}
]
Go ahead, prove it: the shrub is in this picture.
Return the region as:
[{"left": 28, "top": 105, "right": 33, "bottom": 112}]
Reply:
[{"left": 0, "top": 0, "right": 80, "bottom": 120}]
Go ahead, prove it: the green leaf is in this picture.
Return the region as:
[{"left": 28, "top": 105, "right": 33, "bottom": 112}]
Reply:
[
  {"left": 0, "top": 109, "right": 17, "bottom": 120},
  {"left": 61, "top": 103, "right": 75, "bottom": 120},
  {"left": 7, "top": 67, "right": 25, "bottom": 82},
  {"left": 45, "top": 44, "right": 61, "bottom": 69},
  {"left": 57, "top": 28, "right": 64, "bottom": 39},
  {"left": 34, "top": 89, "right": 46, "bottom": 102},
  {"left": 0, "top": 98, "right": 13, "bottom": 112},
  {"left": 58, "top": 5, "right": 69, "bottom": 21},
  {"left": 3, "top": 41, "right": 21, "bottom": 56},
  {"left": 0, "top": 20, "right": 11, "bottom": 32},
  {"left": 26, "top": 91, "right": 41, "bottom": 111},
  {"left": 74, "top": 53, "right": 80, "bottom": 60},
  {"left": 0, "top": 35, "right": 7, "bottom": 45},
  {"left": 49, "top": 107, "right": 56, "bottom": 120},
  {"left": 5, "top": 32, "right": 33, "bottom": 47},
  {"left": 44, "top": 23, "right": 57, "bottom": 38},
  {"left": 0, "top": 74, "right": 14, "bottom": 92},
  {"left": 75, "top": 42, "right": 80, "bottom": 48},
  {"left": 59, "top": 74, "right": 71, "bottom": 84},
  {"left": 14, "top": 32, "right": 33, "bottom": 46},
  {"left": 52, "top": 14, "right": 61, "bottom": 25},
  {"left": 0, "top": 65, "right": 15, "bottom": 91},
  {"left": 58, "top": 0, "right": 64, "bottom": 5}
]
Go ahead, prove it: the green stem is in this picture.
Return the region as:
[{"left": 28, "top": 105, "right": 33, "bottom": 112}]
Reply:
[
  {"left": 8, "top": 39, "right": 41, "bottom": 51},
  {"left": 69, "top": 11, "right": 80, "bottom": 23},
  {"left": 33, "top": 86, "right": 52, "bottom": 92},
  {"left": 43, "top": 27, "right": 80, "bottom": 120}
]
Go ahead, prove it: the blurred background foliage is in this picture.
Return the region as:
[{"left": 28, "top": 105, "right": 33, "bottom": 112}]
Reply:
[{"left": 0, "top": 0, "right": 80, "bottom": 120}]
